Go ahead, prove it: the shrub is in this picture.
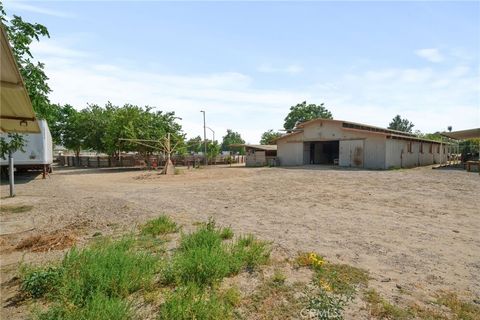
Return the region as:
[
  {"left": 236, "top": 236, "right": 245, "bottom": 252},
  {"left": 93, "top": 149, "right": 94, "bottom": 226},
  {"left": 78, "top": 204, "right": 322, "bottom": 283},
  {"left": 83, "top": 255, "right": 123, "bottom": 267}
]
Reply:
[
  {"left": 21, "top": 266, "right": 62, "bottom": 298},
  {"left": 141, "top": 215, "right": 178, "bottom": 236},
  {"left": 158, "top": 284, "right": 233, "bottom": 320}
]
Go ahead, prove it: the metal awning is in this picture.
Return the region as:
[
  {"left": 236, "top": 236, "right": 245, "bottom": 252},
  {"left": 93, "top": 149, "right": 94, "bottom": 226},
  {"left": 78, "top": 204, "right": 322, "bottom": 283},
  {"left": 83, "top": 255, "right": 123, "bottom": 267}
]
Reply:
[
  {"left": 0, "top": 24, "right": 40, "bottom": 133},
  {"left": 440, "top": 128, "right": 480, "bottom": 140}
]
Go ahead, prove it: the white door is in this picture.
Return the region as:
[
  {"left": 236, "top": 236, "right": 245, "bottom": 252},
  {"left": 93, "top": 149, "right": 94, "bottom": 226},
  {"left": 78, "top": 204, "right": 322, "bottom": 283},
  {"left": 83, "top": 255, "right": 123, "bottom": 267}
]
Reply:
[{"left": 339, "top": 140, "right": 364, "bottom": 168}]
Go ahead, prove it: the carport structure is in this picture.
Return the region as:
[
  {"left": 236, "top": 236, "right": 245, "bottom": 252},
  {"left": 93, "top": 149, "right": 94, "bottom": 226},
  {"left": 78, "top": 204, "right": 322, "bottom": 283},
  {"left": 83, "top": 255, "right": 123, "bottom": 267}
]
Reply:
[
  {"left": 440, "top": 128, "right": 480, "bottom": 172},
  {"left": 1, "top": 25, "right": 40, "bottom": 196}
]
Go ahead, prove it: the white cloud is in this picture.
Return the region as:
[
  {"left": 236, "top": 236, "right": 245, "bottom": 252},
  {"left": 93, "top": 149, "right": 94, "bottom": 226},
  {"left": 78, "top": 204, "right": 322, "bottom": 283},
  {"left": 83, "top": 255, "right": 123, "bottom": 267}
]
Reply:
[
  {"left": 31, "top": 39, "right": 479, "bottom": 143},
  {"left": 415, "top": 48, "right": 445, "bottom": 63},
  {"left": 4, "top": 1, "right": 72, "bottom": 18},
  {"left": 258, "top": 63, "right": 303, "bottom": 74}
]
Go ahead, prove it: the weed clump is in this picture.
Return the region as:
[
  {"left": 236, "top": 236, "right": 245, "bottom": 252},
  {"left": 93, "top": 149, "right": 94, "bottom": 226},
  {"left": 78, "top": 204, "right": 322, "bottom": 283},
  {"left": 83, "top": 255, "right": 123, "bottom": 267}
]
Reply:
[
  {"left": 21, "top": 266, "right": 62, "bottom": 298},
  {"left": 141, "top": 215, "right": 179, "bottom": 236},
  {"left": 219, "top": 226, "right": 234, "bottom": 240},
  {"left": 159, "top": 284, "right": 234, "bottom": 320},
  {"left": 23, "top": 237, "right": 158, "bottom": 319},
  {"left": 166, "top": 223, "right": 270, "bottom": 288}
]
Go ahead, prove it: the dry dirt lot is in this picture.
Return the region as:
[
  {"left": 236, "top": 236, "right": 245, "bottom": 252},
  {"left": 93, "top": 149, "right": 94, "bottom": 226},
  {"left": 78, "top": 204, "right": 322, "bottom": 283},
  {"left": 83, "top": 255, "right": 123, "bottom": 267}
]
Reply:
[{"left": 1, "top": 165, "right": 479, "bottom": 318}]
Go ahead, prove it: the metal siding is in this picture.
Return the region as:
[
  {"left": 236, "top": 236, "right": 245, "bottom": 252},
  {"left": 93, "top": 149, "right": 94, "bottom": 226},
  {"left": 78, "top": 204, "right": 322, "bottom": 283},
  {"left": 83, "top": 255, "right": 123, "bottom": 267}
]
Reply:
[
  {"left": 385, "top": 139, "right": 445, "bottom": 168},
  {"left": 339, "top": 140, "right": 364, "bottom": 168},
  {"left": 277, "top": 139, "right": 304, "bottom": 165}
]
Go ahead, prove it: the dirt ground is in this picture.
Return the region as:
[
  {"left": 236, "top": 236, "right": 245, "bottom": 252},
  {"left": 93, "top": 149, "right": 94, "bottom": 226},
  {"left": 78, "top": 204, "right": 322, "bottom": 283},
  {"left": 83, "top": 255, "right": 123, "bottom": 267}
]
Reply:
[{"left": 1, "top": 164, "right": 479, "bottom": 318}]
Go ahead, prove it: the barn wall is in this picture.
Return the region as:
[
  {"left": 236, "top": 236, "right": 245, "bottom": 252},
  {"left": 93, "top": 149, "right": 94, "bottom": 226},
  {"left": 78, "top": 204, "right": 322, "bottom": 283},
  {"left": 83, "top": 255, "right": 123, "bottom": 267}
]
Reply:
[
  {"left": 364, "top": 135, "right": 386, "bottom": 169},
  {"left": 385, "top": 139, "right": 445, "bottom": 168},
  {"left": 277, "top": 138, "right": 304, "bottom": 166}
]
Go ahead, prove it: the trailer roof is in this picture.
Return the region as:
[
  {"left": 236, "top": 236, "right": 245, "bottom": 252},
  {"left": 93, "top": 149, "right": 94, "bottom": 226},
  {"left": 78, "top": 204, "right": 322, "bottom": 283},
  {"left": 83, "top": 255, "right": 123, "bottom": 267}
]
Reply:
[
  {"left": 229, "top": 144, "right": 277, "bottom": 151},
  {"left": 0, "top": 25, "right": 40, "bottom": 133},
  {"left": 440, "top": 128, "right": 480, "bottom": 140}
]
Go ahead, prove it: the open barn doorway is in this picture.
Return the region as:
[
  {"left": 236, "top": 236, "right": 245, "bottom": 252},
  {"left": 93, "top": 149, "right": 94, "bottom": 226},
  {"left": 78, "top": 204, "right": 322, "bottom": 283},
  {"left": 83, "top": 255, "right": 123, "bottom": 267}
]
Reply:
[{"left": 304, "top": 141, "right": 339, "bottom": 164}]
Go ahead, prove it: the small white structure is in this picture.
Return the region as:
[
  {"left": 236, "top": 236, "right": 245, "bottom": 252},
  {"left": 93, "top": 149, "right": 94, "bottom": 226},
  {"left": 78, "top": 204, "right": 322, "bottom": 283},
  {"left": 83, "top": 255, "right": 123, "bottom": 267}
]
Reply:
[
  {"left": 276, "top": 119, "right": 448, "bottom": 169},
  {"left": 1, "top": 119, "right": 53, "bottom": 176}
]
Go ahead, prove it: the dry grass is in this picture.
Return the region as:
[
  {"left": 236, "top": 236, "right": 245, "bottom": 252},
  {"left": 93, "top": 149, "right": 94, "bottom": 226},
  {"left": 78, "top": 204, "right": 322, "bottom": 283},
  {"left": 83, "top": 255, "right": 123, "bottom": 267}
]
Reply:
[
  {"left": 0, "top": 204, "right": 33, "bottom": 214},
  {"left": 16, "top": 231, "right": 77, "bottom": 252}
]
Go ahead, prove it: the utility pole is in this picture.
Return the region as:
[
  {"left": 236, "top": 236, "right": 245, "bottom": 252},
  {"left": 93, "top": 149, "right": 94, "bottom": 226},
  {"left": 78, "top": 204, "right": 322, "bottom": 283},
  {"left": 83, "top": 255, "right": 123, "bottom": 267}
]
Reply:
[
  {"left": 206, "top": 126, "right": 215, "bottom": 143},
  {"left": 9, "top": 151, "right": 14, "bottom": 197},
  {"left": 201, "top": 110, "right": 207, "bottom": 166}
]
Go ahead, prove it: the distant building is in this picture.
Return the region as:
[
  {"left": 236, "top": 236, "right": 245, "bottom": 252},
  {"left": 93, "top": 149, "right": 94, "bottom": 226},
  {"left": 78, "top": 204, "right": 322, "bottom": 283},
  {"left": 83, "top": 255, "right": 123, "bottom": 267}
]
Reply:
[
  {"left": 230, "top": 144, "right": 277, "bottom": 167},
  {"left": 275, "top": 119, "right": 448, "bottom": 169}
]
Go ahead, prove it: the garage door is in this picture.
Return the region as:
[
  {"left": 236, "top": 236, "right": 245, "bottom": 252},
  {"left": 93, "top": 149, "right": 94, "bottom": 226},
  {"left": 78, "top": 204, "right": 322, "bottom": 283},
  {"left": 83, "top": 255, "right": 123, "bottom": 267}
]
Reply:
[{"left": 339, "top": 140, "right": 364, "bottom": 168}]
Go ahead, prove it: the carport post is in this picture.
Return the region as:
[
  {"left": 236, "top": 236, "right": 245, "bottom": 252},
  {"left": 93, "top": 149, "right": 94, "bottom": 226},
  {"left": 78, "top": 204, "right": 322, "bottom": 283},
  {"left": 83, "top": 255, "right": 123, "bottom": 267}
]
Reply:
[{"left": 8, "top": 151, "right": 15, "bottom": 197}]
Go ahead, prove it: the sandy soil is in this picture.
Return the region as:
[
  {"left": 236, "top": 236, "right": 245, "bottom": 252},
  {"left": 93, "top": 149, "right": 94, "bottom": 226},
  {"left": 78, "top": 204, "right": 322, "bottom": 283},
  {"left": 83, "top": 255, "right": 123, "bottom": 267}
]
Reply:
[{"left": 1, "top": 164, "right": 479, "bottom": 318}]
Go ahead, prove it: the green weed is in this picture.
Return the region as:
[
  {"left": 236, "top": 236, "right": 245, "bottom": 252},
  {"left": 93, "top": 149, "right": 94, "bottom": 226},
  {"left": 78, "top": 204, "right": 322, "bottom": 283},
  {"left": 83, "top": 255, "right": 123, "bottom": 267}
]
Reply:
[
  {"left": 219, "top": 226, "right": 234, "bottom": 240},
  {"left": 158, "top": 284, "right": 234, "bottom": 320},
  {"left": 36, "top": 292, "right": 131, "bottom": 320},
  {"left": 21, "top": 266, "right": 62, "bottom": 298},
  {"left": 141, "top": 215, "right": 178, "bottom": 236}
]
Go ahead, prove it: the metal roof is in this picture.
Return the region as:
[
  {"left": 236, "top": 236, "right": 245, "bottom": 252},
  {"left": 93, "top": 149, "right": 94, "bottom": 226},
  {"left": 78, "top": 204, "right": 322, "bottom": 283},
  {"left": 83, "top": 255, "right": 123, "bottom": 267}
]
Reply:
[
  {"left": 275, "top": 118, "right": 442, "bottom": 144},
  {"left": 440, "top": 128, "right": 480, "bottom": 140},
  {"left": 229, "top": 144, "right": 277, "bottom": 151},
  {"left": 0, "top": 24, "right": 40, "bottom": 133}
]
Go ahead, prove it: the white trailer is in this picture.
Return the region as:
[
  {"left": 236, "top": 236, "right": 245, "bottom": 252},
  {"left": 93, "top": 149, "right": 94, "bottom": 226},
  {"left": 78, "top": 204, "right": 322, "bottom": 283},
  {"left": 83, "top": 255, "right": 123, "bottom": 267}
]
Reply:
[{"left": 1, "top": 119, "right": 53, "bottom": 178}]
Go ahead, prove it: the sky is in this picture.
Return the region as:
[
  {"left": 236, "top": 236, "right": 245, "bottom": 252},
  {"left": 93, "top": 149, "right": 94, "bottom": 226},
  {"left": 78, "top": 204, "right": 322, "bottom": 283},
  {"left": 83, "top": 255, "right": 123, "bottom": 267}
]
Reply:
[{"left": 3, "top": 0, "right": 480, "bottom": 143}]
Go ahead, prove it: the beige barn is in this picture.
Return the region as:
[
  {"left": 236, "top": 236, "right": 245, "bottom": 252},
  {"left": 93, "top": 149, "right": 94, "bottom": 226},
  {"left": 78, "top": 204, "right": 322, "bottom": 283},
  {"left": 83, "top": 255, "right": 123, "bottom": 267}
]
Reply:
[{"left": 276, "top": 119, "right": 447, "bottom": 169}]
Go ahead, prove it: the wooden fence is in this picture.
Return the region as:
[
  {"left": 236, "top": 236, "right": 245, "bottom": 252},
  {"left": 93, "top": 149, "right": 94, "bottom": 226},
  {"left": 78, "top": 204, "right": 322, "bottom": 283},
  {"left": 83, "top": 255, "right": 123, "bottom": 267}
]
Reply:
[{"left": 57, "top": 154, "right": 245, "bottom": 168}]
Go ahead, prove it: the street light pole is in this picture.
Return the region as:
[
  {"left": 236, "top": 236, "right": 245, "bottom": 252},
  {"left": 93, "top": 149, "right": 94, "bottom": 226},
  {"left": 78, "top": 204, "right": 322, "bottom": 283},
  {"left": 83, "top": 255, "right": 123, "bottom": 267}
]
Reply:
[
  {"left": 206, "top": 126, "right": 215, "bottom": 143},
  {"left": 200, "top": 110, "right": 207, "bottom": 166}
]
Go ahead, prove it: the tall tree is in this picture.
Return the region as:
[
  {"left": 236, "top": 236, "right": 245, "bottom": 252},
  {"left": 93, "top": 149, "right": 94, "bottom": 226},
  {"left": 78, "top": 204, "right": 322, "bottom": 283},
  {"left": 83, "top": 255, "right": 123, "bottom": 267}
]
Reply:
[
  {"left": 388, "top": 115, "right": 414, "bottom": 133},
  {"left": 260, "top": 130, "right": 282, "bottom": 145},
  {"left": 284, "top": 101, "right": 333, "bottom": 130},
  {"left": 221, "top": 129, "right": 245, "bottom": 154},
  {"left": 60, "top": 105, "right": 85, "bottom": 158}
]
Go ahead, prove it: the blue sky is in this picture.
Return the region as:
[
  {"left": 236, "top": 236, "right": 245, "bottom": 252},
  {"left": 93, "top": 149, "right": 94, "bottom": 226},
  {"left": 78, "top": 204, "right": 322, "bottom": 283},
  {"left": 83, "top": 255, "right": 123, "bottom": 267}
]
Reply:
[{"left": 4, "top": 1, "right": 480, "bottom": 143}]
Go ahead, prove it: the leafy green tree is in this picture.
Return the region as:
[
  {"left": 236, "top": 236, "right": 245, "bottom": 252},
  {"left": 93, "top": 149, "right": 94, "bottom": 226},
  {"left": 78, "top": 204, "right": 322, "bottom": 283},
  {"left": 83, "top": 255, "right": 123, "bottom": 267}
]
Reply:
[
  {"left": 284, "top": 101, "right": 333, "bottom": 130},
  {"left": 186, "top": 136, "right": 203, "bottom": 154},
  {"left": 207, "top": 141, "right": 221, "bottom": 161},
  {"left": 60, "top": 105, "right": 85, "bottom": 157},
  {"left": 221, "top": 129, "right": 245, "bottom": 154},
  {"left": 415, "top": 131, "right": 442, "bottom": 141},
  {"left": 260, "top": 130, "right": 282, "bottom": 145},
  {"left": 388, "top": 115, "right": 414, "bottom": 133},
  {"left": 0, "top": 134, "right": 25, "bottom": 160}
]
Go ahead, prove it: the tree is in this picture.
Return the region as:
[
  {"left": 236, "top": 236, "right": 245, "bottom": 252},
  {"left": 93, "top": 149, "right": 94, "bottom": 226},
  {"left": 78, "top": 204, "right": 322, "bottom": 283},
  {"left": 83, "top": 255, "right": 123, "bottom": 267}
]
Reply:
[
  {"left": 186, "top": 136, "right": 203, "bottom": 154},
  {"left": 60, "top": 105, "right": 85, "bottom": 158},
  {"left": 388, "top": 115, "right": 414, "bottom": 133},
  {"left": 284, "top": 101, "right": 333, "bottom": 130},
  {"left": 221, "top": 129, "right": 245, "bottom": 154},
  {"left": 260, "top": 130, "right": 282, "bottom": 145},
  {"left": 207, "top": 141, "right": 221, "bottom": 162},
  {"left": 0, "top": 134, "right": 25, "bottom": 160}
]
